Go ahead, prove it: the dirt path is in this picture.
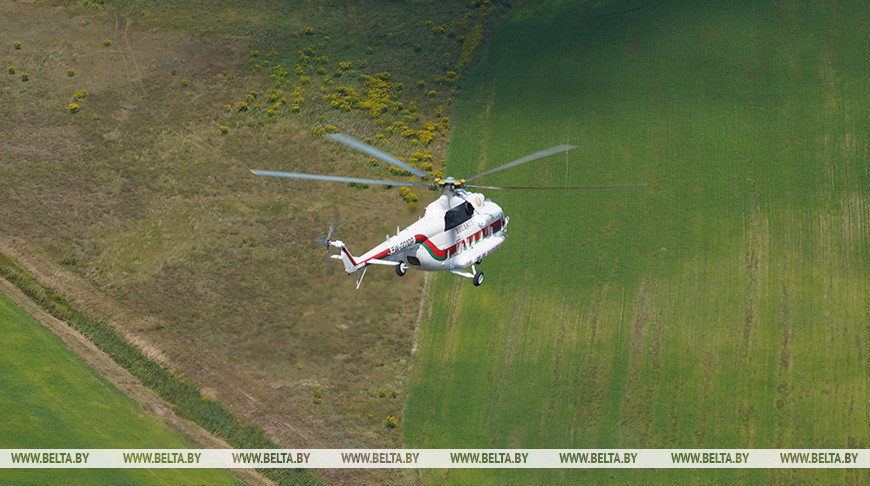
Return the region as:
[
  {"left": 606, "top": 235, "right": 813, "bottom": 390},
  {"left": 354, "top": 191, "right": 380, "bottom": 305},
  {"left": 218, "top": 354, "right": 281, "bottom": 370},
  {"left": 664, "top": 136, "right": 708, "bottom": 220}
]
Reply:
[{"left": 0, "top": 259, "right": 272, "bottom": 486}]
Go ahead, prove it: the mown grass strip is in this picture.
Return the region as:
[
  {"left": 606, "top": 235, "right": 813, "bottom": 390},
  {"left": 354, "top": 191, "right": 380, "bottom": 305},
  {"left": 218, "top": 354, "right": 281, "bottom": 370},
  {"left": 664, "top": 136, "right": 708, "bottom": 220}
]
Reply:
[
  {"left": 0, "top": 251, "right": 322, "bottom": 486},
  {"left": 0, "top": 292, "right": 242, "bottom": 485}
]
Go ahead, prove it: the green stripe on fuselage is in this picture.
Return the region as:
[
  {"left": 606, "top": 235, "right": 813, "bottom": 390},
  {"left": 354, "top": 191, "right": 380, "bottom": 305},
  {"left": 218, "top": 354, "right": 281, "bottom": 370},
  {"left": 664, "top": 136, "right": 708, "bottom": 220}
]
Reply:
[{"left": 422, "top": 241, "right": 447, "bottom": 261}]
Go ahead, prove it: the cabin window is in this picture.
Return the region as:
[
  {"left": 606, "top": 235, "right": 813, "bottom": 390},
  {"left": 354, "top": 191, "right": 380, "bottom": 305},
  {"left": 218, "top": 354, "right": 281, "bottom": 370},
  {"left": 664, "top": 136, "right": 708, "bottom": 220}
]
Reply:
[
  {"left": 407, "top": 256, "right": 421, "bottom": 266},
  {"left": 444, "top": 201, "right": 474, "bottom": 231}
]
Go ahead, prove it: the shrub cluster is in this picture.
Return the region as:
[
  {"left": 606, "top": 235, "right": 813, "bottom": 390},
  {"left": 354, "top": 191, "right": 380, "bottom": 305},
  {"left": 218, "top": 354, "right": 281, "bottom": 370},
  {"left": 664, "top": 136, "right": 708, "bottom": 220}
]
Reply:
[
  {"left": 383, "top": 416, "right": 397, "bottom": 429},
  {"left": 400, "top": 187, "right": 419, "bottom": 203},
  {"left": 290, "top": 26, "right": 314, "bottom": 38},
  {"left": 309, "top": 125, "right": 339, "bottom": 136}
]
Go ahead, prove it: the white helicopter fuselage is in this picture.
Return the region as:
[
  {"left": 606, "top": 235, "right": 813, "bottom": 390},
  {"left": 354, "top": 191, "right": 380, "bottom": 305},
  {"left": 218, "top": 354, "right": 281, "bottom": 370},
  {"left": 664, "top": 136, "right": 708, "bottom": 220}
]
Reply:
[{"left": 330, "top": 190, "right": 507, "bottom": 282}]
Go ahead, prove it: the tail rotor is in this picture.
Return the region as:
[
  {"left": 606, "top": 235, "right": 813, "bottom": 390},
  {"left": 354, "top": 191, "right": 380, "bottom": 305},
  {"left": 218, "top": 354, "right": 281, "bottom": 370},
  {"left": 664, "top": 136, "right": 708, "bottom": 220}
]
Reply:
[{"left": 314, "top": 211, "right": 340, "bottom": 274}]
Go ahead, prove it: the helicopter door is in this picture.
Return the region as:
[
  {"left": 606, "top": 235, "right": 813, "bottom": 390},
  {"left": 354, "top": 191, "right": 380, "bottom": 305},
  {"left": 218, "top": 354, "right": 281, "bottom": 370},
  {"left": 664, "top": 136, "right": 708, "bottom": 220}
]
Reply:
[{"left": 444, "top": 201, "right": 475, "bottom": 231}]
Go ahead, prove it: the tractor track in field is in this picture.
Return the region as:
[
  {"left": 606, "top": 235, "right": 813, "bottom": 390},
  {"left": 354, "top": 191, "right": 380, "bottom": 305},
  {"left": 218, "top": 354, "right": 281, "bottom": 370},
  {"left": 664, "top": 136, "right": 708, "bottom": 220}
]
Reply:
[{"left": 0, "top": 268, "right": 272, "bottom": 486}]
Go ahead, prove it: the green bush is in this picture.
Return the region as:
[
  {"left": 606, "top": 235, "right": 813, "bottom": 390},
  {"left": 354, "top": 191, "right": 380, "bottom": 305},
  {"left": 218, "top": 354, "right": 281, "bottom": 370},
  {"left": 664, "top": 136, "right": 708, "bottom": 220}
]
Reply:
[{"left": 383, "top": 416, "right": 397, "bottom": 429}]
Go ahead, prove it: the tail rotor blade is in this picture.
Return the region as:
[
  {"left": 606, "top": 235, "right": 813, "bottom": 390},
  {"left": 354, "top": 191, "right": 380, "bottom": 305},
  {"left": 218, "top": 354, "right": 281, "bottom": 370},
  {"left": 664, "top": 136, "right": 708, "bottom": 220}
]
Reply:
[
  {"left": 326, "top": 211, "right": 339, "bottom": 241},
  {"left": 313, "top": 211, "right": 339, "bottom": 275}
]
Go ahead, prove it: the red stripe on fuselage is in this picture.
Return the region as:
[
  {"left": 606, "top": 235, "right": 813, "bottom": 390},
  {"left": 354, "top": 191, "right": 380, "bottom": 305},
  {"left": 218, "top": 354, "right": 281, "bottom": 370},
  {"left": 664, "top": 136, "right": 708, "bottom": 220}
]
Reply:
[
  {"left": 356, "top": 218, "right": 505, "bottom": 266},
  {"left": 362, "top": 248, "right": 391, "bottom": 265},
  {"left": 342, "top": 246, "right": 358, "bottom": 266}
]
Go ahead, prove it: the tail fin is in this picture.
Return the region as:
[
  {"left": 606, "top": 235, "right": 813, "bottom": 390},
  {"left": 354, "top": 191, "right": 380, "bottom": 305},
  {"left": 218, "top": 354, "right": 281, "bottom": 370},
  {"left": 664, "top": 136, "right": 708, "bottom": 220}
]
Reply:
[{"left": 329, "top": 240, "right": 363, "bottom": 274}]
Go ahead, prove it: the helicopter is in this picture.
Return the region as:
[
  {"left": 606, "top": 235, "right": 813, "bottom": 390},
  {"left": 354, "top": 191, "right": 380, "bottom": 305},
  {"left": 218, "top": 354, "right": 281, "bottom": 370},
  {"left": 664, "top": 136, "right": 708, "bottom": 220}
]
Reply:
[{"left": 252, "top": 133, "right": 646, "bottom": 288}]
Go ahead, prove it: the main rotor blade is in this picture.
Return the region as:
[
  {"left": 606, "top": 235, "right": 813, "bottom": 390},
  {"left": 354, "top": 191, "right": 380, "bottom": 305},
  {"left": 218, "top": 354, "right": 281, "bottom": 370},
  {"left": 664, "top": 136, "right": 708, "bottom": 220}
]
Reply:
[
  {"left": 251, "top": 169, "right": 433, "bottom": 188},
  {"left": 465, "top": 183, "right": 649, "bottom": 190},
  {"left": 326, "top": 133, "right": 432, "bottom": 180},
  {"left": 465, "top": 144, "right": 579, "bottom": 182}
]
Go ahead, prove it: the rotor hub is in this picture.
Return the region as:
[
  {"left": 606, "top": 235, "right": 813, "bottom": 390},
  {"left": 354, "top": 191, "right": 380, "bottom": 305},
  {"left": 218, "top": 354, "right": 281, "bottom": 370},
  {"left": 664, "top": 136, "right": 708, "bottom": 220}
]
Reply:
[{"left": 437, "top": 177, "right": 466, "bottom": 190}]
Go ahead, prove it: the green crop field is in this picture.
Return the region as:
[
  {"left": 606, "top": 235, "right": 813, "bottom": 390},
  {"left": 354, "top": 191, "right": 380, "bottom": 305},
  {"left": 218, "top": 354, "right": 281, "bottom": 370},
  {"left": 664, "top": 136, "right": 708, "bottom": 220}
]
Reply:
[
  {"left": 406, "top": 0, "right": 869, "bottom": 483},
  {"left": 0, "top": 291, "right": 240, "bottom": 485}
]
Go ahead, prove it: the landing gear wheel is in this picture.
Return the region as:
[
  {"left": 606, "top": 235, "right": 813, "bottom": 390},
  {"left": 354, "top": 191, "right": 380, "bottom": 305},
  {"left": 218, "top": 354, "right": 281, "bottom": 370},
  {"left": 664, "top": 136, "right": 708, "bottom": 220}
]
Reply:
[
  {"left": 396, "top": 262, "right": 407, "bottom": 277},
  {"left": 473, "top": 271, "right": 484, "bottom": 286}
]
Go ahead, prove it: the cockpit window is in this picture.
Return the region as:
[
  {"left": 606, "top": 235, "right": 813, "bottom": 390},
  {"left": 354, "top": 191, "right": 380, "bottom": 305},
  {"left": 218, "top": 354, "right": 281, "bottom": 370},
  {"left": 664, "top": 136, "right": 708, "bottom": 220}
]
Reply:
[{"left": 444, "top": 201, "right": 474, "bottom": 231}]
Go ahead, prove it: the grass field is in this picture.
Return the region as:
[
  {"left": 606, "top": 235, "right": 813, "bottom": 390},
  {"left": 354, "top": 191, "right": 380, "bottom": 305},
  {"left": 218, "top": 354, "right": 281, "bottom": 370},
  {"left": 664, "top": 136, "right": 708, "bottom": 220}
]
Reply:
[
  {"left": 0, "top": 291, "right": 240, "bottom": 485},
  {"left": 0, "top": 1, "right": 505, "bottom": 483},
  {"left": 405, "top": 0, "right": 869, "bottom": 483}
]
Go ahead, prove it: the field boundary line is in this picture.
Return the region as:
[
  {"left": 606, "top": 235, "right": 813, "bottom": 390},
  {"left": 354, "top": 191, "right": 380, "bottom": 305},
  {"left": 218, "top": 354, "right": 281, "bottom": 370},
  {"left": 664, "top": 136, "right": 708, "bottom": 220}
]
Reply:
[
  {"left": 0, "top": 278, "right": 273, "bottom": 485},
  {"left": 0, "top": 245, "right": 322, "bottom": 486}
]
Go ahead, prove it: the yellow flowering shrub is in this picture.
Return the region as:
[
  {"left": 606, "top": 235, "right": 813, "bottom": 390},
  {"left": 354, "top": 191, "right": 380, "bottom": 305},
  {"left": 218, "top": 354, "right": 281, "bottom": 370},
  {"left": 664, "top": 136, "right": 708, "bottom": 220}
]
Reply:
[{"left": 388, "top": 165, "right": 411, "bottom": 176}]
